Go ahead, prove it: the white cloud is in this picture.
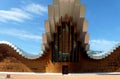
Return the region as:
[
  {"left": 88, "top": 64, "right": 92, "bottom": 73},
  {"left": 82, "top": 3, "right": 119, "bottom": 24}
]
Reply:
[
  {"left": 90, "top": 39, "right": 119, "bottom": 51},
  {"left": 25, "top": 3, "right": 47, "bottom": 15},
  {"left": 0, "top": 29, "right": 42, "bottom": 41},
  {"left": 0, "top": 8, "right": 31, "bottom": 23},
  {"left": 0, "top": 3, "right": 47, "bottom": 23}
]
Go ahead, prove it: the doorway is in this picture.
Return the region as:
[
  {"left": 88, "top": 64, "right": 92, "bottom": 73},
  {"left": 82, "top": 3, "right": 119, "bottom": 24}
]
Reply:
[{"left": 62, "top": 65, "right": 68, "bottom": 74}]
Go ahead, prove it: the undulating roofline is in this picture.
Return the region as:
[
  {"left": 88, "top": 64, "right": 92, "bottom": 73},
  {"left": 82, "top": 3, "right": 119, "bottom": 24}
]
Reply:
[
  {"left": 87, "top": 43, "right": 120, "bottom": 59},
  {"left": 0, "top": 41, "right": 43, "bottom": 59}
]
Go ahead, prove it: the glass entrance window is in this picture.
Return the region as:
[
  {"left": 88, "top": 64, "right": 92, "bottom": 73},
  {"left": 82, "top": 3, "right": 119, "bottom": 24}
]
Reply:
[{"left": 52, "top": 17, "right": 78, "bottom": 62}]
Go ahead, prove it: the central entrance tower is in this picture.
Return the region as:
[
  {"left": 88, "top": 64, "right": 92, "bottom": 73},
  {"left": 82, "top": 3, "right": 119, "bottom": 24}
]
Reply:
[{"left": 42, "top": 0, "right": 89, "bottom": 73}]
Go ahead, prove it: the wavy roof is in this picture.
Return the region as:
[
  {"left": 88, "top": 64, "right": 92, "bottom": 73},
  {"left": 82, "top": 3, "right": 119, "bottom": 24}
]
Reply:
[
  {"left": 87, "top": 43, "right": 120, "bottom": 59},
  {"left": 0, "top": 41, "right": 43, "bottom": 59},
  {"left": 0, "top": 41, "right": 120, "bottom": 60}
]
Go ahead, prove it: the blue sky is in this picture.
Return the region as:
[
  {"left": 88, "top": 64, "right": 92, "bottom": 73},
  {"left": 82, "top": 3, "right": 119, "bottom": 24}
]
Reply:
[{"left": 0, "top": 0, "right": 119, "bottom": 55}]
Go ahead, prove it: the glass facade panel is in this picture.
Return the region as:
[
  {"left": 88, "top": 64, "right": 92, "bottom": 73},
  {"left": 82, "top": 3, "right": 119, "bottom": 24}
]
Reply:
[{"left": 52, "top": 19, "right": 78, "bottom": 62}]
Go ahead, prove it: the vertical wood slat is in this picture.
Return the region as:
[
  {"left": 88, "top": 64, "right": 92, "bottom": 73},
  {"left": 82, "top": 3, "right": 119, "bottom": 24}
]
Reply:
[
  {"left": 80, "top": 5, "right": 86, "bottom": 18},
  {"left": 59, "top": 0, "right": 65, "bottom": 17},
  {"left": 71, "top": 26, "right": 74, "bottom": 62},
  {"left": 84, "top": 33, "right": 89, "bottom": 44},
  {"left": 42, "top": 34, "right": 49, "bottom": 49},
  {"left": 46, "top": 32, "right": 51, "bottom": 43},
  {"left": 42, "top": 44, "right": 45, "bottom": 52},
  {"left": 85, "top": 44, "right": 89, "bottom": 51},
  {"left": 64, "top": 0, "right": 69, "bottom": 16},
  {"left": 48, "top": 5, "right": 55, "bottom": 33},
  {"left": 75, "top": 0, "right": 80, "bottom": 4},
  {"left": 54, "top": 0, "right": 59, "bottom": 4},
  {"left": 73, "top": 4, "right": 80, "bottom": 22},
  {"left": 54, "top": 5, "right": 60, "bottom": 23},
  {"left": 42, "top": 34, "right": 48, "bottom": 44},
  {"left": 82, "top": 20, "right": 88, "bottom": 32},
  {"left": 74, "top": 33, "right": 78, "bottom": 62},
  {"left": 81, "top": 32, "right": 89, "bottom": 47},
  {"left": 49, "top": 18, "right": 55, "bottom": 33},
  {"left": 77, "top": 18, "right": 84, "bottom": 33},
  {"left": 69, "top": 0, "right": 75, "bottom": 17},
  {"left": 48, "top": 5, "right": 54, "bottom": 18},
  {"left": 52, "top": 42, "right": 54, "bottom": 62},
  {"left": 57, "top": 26, "right": 60, "bottom": 61},
  {"left": 45, "top": 20, "right": 50, "bottom": 33}
]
